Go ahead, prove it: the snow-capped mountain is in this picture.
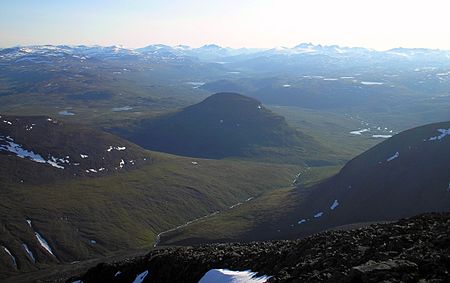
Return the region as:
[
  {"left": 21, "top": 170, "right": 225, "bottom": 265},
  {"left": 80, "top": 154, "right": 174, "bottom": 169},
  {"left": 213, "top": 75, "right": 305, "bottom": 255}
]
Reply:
[{"left": 2, "top": 43, "right": 450, "bottom": 64}]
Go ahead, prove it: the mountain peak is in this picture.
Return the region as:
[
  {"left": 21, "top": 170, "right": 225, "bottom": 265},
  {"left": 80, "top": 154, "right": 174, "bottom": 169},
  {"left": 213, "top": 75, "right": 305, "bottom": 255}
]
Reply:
[
  {"left": 114, "top": 92, "right": 320, "bottom": 161},
  {"left": 199, "top": 44, "right": 223, "bottom": 49},
  {"left": 200, "top": 92, "right": 260, "bottom": 106}
]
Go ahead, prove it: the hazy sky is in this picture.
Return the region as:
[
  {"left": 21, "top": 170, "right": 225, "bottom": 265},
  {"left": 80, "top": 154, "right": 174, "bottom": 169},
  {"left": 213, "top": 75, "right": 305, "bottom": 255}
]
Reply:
[{"left": 1, "top": 0, "right": 450, "bottom": 50}]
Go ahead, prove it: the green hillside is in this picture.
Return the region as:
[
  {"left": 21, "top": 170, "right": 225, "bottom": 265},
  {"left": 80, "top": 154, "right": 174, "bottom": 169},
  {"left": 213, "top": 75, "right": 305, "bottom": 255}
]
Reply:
[{"left": 0, "top": 115, "right": 300, "bottom": 279}]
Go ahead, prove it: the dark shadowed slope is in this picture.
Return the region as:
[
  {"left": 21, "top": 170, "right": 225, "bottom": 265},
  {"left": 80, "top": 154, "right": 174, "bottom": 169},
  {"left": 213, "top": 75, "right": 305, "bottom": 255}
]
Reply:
[
  {"left": 112, "top": 93, "right": 334, "bottom": 165},
  {"left": 279, "top": 121, "right": 450, "bottom": 239},
  {"left": 159, "top": 121, "right": 450, "bottom": 245}
]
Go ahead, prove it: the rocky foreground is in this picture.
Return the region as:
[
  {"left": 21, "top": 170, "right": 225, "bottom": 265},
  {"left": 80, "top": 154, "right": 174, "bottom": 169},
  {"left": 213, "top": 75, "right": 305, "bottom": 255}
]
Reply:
[{"left": 71, "top": 213, "right": 450, "bottom": 282}]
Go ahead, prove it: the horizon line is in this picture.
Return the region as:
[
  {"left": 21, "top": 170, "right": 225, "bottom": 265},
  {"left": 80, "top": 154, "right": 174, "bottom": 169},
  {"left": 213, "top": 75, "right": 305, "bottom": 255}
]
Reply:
[{"left": 1, "top": 42, "right": 449, "bottom": 52}]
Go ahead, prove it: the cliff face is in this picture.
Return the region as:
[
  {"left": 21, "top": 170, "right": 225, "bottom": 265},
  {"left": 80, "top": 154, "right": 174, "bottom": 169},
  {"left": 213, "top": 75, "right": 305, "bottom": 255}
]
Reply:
[{"left": 73, "top": 213, "right": 450, "bottom": 283}]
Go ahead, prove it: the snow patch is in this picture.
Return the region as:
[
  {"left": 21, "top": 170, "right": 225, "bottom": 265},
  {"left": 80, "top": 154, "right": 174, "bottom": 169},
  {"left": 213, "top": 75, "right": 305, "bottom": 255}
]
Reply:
[
  {"left": 199, "top": 269, "right": 271, "bottom": 283},
  {"left": 2, "top": 246, "right": 17, "bottom": 268},
  {"left": 387, "top": 152, "right": 399, "bottom": 162},
  {"left": 80, "top": 154, "right": 88, "bottom": 159},
  {"left": 132, "top": 270, "right": 149, "bottom": 283},
  {"left": 350, "top": 129, "right": 370, "bottom": 135},
  {"left": 372, "top": 135, "right": 392, "bottom": 139},
  {"left": 0, "top": 136, "right": 66, "bottom": 169},
  {"left": 107, "top": 146, "right": 126, "bottom": 152},
  {"left": 191, "top": 161, "right": 199, "bottom": 165},
  {"left": 314, "top": 212, "right": 324, "bottom": 218},
  {"left": 58, "top": 110, "right": 75, "bottom": 116},
  {"left": 186, "top": 82, "right": 205, "bottom": 86},
  {"left": 35, "top": 232, "right": 55, "bottom": 256},
  {"left": 282, "top": 84, "right": 291, "bottom": 88},
  {"left": 361, "top": 81, "right": 384, "bottom": 85},
  {"left": 114, "top": 271, "right": 122, "bottom": 277},
  {"left": 119, "top": 159, "right": 125, "bottom": 168},
  {"left": 112, "top": 106, "right": 133, "bottom": 112},
  {"left": 428, "top": 128, "right": 450, "bottom": 141},
  {"left": 298, "top": 219, "right": 306, "bottom": 224},
  {"left": 330, "top": 200, "right": 339, "bottom": 210},
  {"left": 22, "top": 243, "right": 35, "bottom": 263}
]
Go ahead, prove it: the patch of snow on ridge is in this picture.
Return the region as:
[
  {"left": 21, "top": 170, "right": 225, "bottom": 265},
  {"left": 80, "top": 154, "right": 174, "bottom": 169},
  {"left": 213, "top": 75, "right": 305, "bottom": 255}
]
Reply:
[
  {"left": 428, "top": 128, "right": 450, "bottom": 141},
  {"left": 314, "top": 212, "right": 324, "bottom": 218},
  {"left": 0, "top": 136, "right": 66, "bottom": 169},
  {"left": 58, "top": 110, "right": 75, "bottom": 116},
  {"left": 112, "top": 106, "right": 133, "bottom": 112},
  {"left": 330, "top": 200, "right": 339, "bottom": 210},
  {"left": 298, "top": 219, "right": 306, "bottom": 224},
  {"left": 350, "top": 129, "right": 370, "bottom": 135},
  {"left": 2, "top": 246, "right": 17, "bottom": 268},
  {"left": 387, "top": 152, "right": 399, "bottom": 162},
  {"left": 22, "top": 243, "right": 35, "bottom": 263},
  {"left": 132, "top": 270, "right": 149, "bottom": 283},
  {"left": 372, "top": 135, "right": 392, "bottom": 139},
  {"left": 35, "top": 232, "right": 55, "bottom": 256},
  {"left": 107, "top": 146, "right": 126, "bottom": 152},
  {"left": 199, "top": 269, "right": 271, "bottom": 283},
  {"left": 361, "top": 81, "right": 384, "bottom": 85},
  {"left": 80, "top": 154, "right": 88, "bottom": 159}
]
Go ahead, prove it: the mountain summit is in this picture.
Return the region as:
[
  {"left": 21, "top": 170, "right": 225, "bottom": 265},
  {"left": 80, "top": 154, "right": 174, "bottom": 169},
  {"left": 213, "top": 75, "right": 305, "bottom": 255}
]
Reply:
[{"left": 114, "top": 93, "right": 325, "bottom": 164}]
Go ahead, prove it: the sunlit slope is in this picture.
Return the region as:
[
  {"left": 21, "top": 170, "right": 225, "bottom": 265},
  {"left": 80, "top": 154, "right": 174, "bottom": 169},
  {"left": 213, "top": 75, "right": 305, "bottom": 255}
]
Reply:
[{"left": 0, "top": 115, "right": 300, "bottom": 278}]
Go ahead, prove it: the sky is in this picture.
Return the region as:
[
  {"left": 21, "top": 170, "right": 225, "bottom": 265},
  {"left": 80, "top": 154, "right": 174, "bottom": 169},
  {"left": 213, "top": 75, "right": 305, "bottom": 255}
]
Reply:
[{"left": 1, "top": 0, "right": 450, "bottom": 50}]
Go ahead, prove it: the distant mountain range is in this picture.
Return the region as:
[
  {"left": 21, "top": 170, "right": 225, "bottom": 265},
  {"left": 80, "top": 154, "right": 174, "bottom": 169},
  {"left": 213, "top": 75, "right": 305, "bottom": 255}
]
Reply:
[
  {"left": 2, "top": 43, "right": 450, "bottom": 64},
  {"left": 1, "top": 42, "right": 450, "bottom": 118}
]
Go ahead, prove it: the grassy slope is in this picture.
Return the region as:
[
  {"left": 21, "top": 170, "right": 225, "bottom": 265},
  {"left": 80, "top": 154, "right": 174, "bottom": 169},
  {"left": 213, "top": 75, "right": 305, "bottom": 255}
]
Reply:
[
  {"left": 160, "top": 166, "right": 340, "bottom": 245},
  {"left": 268, "top": 106, "right": 379, "bottom": 159},
  {"left": 0, "top": 151, "right": 300, "bottom": 278}
]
